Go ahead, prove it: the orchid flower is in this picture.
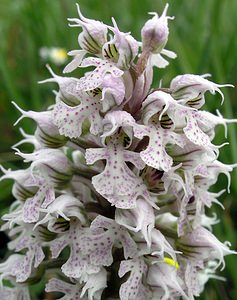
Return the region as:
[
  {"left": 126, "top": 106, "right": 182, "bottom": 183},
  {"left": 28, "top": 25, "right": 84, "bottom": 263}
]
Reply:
[{"left": 0, "top": 3, "right": 236, "bottom": 300}]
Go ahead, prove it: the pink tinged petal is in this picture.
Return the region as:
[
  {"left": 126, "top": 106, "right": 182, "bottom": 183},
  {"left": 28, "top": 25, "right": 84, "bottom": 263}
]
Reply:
[
  {"left": 85, "top": 147, "right": 108, "bottom": 164},
  {"left": 104, "top": 177, "right": 159, "bottom": 209},
  {"left": 15, "top": 242, "right": 45, "bottom": 282},
  {"left": 102, "top": 110, "right": 136, "bottom": 138},
  {"left": 46, "top": 278, "right": 84, "bottom": 300},
  {"left": 0, "top": 166, "right": 31, "bottom": 185},
  {"left": 118, "top": 258, "right": 149, "bottom": 300},
  {"left": 13, "top": 112, "right": 63, "bottom": 151},
  {"left": 54, "top": 222, "right": 99, "bottom": 278},
  {"left": 35, "top": 195, "right": 86, "bottom": 228},
  {"left": 135, "top": 124, "right": 173, "bottom": 172},
  {"left": 50, "top": 236, "right": 69, "bottom": 259},
  {"left": 161, "top": 48, "right": 177, "bottom": 59},
  {"left": 90, "top": 214, "right": 113, "bottom": 230},
  {"left": 41, "top": 186, "right": 55, "bottom": 208},
  {"left": 11, "top": 237, "right": 30, "bottom": 252},
  {"left": 200, "top": 213, "right": 219, "bottom": 231},
  {"left": 81, "top": 231, "right": 114, "bottom": 266},
  {"left": 105, "top": 177, "right": 158, "bottom": 210},
  {"left": 53, "top": 97, "right": 103, "bottom": 138},
  {"left": 150, "top": 49, "right": 177, "bottom": 69},
  {"left": 149, "top": 53, "right": 170, "bottom": 68},
  {"left": 85, "top": 216, "right": 137, "bottom": 264},
  {"left": 63, "top": 49, "right": 87, "bottom": 73},
  {"left": 123, "top": 151, "right": 145, "bottom": 170},
  {"left": 16, "top": 251, "right": 34, "bottom": 282},
  {"left": 141, "top": 90, "right": 190, "bottom": 127},
  {"left": 86, "top": 139, "right": 144, "bottom": 197},
  {"left": 91, "top": 162, "right": 137, "bottom": 195},
  {"left": 170, "top": 142, "right": 213, "bottom": 170},
  {"left": 141, "top": 91, "right": 171, "bottom": 124},
  {"left": 119, "top": 228, "right": 138, "bottom": 259},
  {"left": 45, "top": 278, "right": 74, "bottom": 295},
  {"left": 203, "top": 160, "right": 237, "bottom": 193},
  {"left": 77, "top": 57, "right": 123, "bottom": 91},
  {"left": 197, "top": 189, "right": 225, "bottom": 210},
  {"left": 183, "top": 261, "right": 225, "bottom": 299},
  {"left": 62, "top": 251, "right": 99, "bottom": 279},
  {"left": 23, "top": 183, "right": 54, "bottom": 223},
  {"left": 101, "top": 74, "right": 125, "bottom": 110},
  {"left": 0, "top": 254, "right": 24, "bottom": 279},
  {"left": 183, "top": 111, "right": 211, "bottom": 147},
  {"left": 165, "top": 131, "right": 186, "bottom": 148},
  {"left": 176, "top": 171, "right": 195, "bottom": 236},
  {"left": 105, "top": 193, "right": 137, "bottom": 209},
  {"left": 162, "top": 164, "right": 187, "bottom": 197},
  {"left": 34, "top": 245, "right": 45, "bottom": 268},
  {"left": 128, "top": 62, "right": 153, "bottom": 115}
]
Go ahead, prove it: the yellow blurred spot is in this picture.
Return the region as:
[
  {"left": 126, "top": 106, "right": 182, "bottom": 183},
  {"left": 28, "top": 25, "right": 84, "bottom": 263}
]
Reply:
[
  {"left": 164, "top": 257, "right": 180, "bottom": 269},
  {"left": 51, "top": 48, "right": 68, "bottom": 63}
]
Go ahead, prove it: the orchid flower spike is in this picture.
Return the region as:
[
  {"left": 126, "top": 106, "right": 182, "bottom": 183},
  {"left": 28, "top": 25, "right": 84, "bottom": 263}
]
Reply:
[{"left": 1, "top": 3, "right": 236, "bottom": 299}]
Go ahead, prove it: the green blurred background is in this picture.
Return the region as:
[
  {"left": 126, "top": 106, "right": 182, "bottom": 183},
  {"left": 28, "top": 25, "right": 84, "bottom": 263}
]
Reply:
[{"left": 0, "top": 0, "right": 236, "bottom": 299}]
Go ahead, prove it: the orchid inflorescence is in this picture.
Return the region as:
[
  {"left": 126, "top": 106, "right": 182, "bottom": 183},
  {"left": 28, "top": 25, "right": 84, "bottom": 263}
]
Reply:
[{"left": 0, "top": 3, "right": 236, "bottom": 300}]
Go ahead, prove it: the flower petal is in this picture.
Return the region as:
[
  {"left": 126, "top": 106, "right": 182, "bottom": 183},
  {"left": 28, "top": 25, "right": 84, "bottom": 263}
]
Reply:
[
  {"left": 23, "top": 183, "right": 54, "bottom": 223},
  {"left": 86, "top": 138, "right": 145, "bottom": 197},
  {"left": 134, "top": 124, "right": 175, "bottom": 171},
  {"left": 45, "top": 278, "right": 83, "bottom": 300},
  {"left": 63, "top": 50, "right": 87, "bottom": 73},
  {"left": 115, "top": 199, "right": 155, "bottom": 247},
  {"left": 80, "top": 268, "right": 107, "bottom": 300},
  {"left": 183, "top": 111, "right": 211, "bottom": 147},
  {"left": 77, "top": 57, "right": 123, "bottom": 91},
  {"left": 53, "top": 97, "right": 103, "bottom": 138},
  {"left": 81, "top": 215, "right": 137, "bottom": 266},
  {"left": 118, "top": 258, "right": 150, "bottom": 300}
]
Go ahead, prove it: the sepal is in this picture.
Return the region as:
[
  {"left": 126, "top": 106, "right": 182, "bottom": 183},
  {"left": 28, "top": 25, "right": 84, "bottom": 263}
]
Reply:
[{"left": 68, "top": 4, "right": 108, "bottom": 54}]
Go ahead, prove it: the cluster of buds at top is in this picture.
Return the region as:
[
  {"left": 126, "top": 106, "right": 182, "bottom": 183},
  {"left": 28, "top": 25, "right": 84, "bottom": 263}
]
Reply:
[{"left": 0, "top": 3, "right": 236, "bottom": 300}]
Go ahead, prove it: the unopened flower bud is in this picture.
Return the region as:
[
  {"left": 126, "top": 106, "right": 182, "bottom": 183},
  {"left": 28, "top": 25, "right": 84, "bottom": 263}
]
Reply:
[{"left": 141, "top": 4, "right": 173, "bottom": 54}]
